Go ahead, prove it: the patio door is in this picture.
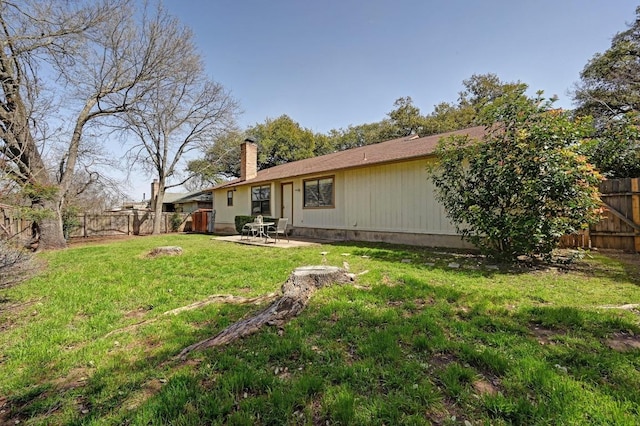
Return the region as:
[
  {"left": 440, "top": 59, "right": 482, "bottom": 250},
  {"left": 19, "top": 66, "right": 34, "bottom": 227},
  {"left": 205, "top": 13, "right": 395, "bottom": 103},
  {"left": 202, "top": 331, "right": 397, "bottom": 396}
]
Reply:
[{"left": 281, "top": 182, "right": 293, "bottom": 224}]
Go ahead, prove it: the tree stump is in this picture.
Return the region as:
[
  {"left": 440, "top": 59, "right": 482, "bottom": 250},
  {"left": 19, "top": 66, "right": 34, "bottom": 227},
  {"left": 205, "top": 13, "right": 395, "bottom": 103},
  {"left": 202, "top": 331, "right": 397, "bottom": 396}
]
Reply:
[
  {"left": 147, "top": 246, "right": 183, "bottom": 257},
  {"left": 177, "top": 266, "right": 353, "bottom": 359}
]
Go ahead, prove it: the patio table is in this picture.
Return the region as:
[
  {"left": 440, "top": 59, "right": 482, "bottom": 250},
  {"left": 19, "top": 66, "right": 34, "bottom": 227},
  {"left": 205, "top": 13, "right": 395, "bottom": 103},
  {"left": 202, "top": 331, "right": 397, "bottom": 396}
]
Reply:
[{"left": 245, "top": 221, "right": 274, "bottom": 242}]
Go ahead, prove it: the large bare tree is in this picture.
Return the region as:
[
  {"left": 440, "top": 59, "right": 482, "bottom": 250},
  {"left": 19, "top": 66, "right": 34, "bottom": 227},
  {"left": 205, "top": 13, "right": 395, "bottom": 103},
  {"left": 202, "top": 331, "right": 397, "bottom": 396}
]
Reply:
[
  {"left": 0, "top": 0, "right": 200, "bottom": 249},
  {"left": 122, "top": 56, "right": 238, "bottom": 234}
]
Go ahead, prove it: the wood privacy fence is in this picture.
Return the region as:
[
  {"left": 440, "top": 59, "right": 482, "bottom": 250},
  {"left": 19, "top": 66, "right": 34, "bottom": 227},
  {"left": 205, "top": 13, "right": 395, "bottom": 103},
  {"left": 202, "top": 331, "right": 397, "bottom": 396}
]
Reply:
[
  {"left": 66, "top": 211, "right": 189, "bottom": 238},
  {"left": 561, "top": 178, "right": 640, "bottom": 252},
  {"left": 2, "top": 210, "right": 189, "bottom": 241}
]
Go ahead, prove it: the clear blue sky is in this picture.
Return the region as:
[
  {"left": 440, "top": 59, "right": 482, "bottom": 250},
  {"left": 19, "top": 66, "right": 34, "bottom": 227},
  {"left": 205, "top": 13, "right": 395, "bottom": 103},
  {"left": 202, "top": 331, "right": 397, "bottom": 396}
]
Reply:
[
  {"left": 125, "top": 0, "right": 636, "bottom": 199},
  {"left": 162, "top": 0, "right": 637, "bottom": 133}
]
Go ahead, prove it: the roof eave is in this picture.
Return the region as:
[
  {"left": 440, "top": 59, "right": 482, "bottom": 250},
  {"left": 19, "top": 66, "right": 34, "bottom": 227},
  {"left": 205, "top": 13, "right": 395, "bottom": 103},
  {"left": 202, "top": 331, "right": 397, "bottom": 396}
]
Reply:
[{"left": 212, "top": 152, "right": 438, "bottom": 190}]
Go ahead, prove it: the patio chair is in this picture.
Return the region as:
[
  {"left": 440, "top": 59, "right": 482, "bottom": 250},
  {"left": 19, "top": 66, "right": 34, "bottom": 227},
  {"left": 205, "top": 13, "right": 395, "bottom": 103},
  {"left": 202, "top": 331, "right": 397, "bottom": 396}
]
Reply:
[
  {"left": 267, "top": 218, "right": 289, "bottom": 243},
  {"left": 241, "top": 221, "right": 258, "bottom": 240}
]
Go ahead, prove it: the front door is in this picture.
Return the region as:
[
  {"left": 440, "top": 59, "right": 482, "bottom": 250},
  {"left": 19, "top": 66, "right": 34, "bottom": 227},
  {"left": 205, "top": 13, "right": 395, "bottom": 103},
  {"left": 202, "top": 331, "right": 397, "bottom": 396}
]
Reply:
[{"left": 281, "top": 182, "right": 293, "bottom": 224}]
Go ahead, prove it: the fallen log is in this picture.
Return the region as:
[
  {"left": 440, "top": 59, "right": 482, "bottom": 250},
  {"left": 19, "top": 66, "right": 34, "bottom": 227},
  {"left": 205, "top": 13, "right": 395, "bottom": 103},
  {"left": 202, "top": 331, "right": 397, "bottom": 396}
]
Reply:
[
  {"left": 104, "top": 293, "right": 279, "bottom": 337},
  {"left": 177, "top": 266, "right": 354, "bottom": 359}
]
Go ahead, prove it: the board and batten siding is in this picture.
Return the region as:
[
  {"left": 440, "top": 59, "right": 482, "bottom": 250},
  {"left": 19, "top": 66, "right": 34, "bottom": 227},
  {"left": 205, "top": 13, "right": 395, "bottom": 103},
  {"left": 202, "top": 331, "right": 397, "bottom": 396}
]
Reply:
[
  {"left": 295, "top": 172, "right": 345, "bottom": 229},
  {"left": 212, "top": 158, "right": 458, "bottom": 238},
  {"left": 295, "top": 159, "right": 457, "bottom": 235},
  {"left": 345, "top": 159, "right": 456, "bottom": 234}
]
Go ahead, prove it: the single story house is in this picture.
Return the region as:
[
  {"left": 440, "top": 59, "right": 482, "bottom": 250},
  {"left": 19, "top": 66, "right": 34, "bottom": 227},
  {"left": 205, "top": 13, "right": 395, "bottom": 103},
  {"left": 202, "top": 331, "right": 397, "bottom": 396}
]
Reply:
[
  {"left": 210, "top": 126, "right": 485, "bottom": 248},
  {"left": 162, "top": 191, "right": 212, "bottom": 213},
  {"left": 149, "top": 179, "right": 212, "bottom": 213}
]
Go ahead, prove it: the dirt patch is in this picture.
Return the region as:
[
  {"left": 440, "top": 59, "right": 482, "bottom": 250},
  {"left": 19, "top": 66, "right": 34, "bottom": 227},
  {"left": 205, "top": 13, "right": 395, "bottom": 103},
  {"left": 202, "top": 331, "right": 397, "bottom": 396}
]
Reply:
[
  {"left": 124, "top": 306, "right": 152, "bottom": 319},
  {"left": 605, "top": 332, "right": 640, "bottom": 352},
  {"left": 51, "top": 367, "right": 92, "bottom": 392},
  {"left": 473, "top": 378, "right": 499, "bottom": 395},
  {"left": 1, "top": 298, "right": 44, "bottom": 334},
  {"left": 67, "top": 235, "right": 141, "bottom": 247},
  {"left": 429, "top": 351, "right": 459, "bottom": 370},
  {"left": 124, "top": 378, "right": 166, "bottom": 411},
  {"left": 0, "top": 297, "right": 42, "bottom": 315},
  {"left": 530, "top": 326, "right": 565, "bottom": 346}
]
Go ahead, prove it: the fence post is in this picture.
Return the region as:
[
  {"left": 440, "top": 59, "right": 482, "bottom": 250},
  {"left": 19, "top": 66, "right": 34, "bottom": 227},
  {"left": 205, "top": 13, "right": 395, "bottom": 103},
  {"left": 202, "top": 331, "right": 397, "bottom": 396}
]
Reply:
[{"left": 632, "top": 178, "right": 640, "bottom": 252}]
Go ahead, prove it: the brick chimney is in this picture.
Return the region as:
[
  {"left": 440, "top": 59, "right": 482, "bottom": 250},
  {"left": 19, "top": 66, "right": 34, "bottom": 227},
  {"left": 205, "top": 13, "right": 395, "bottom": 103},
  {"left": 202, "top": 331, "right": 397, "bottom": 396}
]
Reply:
[{"left": 240, "top": 138, "right": 258, "bottom": 181}]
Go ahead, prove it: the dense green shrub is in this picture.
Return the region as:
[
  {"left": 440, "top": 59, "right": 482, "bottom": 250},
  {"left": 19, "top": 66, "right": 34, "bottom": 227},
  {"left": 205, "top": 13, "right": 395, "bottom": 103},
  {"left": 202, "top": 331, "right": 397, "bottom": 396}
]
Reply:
[
  {"left": 430, "top": 87, "right": 603, "bottom": 260},
  {"left": 170, "top": 212, "right": 183, "bottom": 232}
]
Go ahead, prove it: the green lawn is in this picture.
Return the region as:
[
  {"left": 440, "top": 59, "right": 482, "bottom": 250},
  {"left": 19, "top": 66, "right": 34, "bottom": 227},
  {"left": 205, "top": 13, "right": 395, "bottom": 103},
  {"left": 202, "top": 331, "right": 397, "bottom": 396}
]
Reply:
[{"left": 1, "top": 234, "right": 639, "bottom": 425}]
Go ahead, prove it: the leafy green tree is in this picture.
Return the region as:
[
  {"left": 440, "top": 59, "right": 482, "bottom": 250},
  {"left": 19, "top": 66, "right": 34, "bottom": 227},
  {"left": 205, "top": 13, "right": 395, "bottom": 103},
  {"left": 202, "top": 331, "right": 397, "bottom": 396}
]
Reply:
[
  {"left": 573, "top": 6, "right": 640, "bottom": 120},
  {"left": 326, "top": 120, "right": 399, "bottom": 151},
  {"left": 420, "top": 74, "right": 521, "bottom": 137},
  {"left": 459, "top": 73, "right": 526, "bottom": 112},
  {"left": 247, "top": 115, "right": 319, "bottom": 169},
  {"left": 421, "top": 101, "right": 475, "bottom": 136},
  {"left": 323, "top": 75, "right": 517, "bottom": 152},
  {"left": 430, "top": 86, "right": 603, "bottom": 260},
  {"left": 578, "top": 113, "right": 640, "bottom": 178},
  {"left": 572, "top": 7, "right": 640, "bottom": 177},
  {"left": 188, "top": 117, "right": 334, "bottom": 185},
  {"left": 388, "top": 96, "right": 424, "bottom": 136}
]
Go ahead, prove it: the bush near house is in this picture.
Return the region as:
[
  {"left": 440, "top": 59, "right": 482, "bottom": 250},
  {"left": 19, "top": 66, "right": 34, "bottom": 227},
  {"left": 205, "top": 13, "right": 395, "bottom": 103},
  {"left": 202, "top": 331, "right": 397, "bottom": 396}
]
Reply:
[{"left": 430, "top": 87, "right": 603, "bottom": 260}]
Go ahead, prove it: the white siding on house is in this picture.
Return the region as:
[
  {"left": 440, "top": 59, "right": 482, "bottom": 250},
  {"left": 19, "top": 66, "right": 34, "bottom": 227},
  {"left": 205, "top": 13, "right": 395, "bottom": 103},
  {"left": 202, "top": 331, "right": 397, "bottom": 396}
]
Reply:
[
  {"left": 348, "top": 159, "right": 457, "bottom": 234},
  {"left": 212, "top": 159, "right": 457, "bottom": 237},
  {"left": 214, "top": 186, "right": 251, "bottom": 231},
  {"left": 294, "top": 159, "right": 457, "bottom": 235},
  {"left": 295, "top": 172, "right": 345, "bottom": 229}
]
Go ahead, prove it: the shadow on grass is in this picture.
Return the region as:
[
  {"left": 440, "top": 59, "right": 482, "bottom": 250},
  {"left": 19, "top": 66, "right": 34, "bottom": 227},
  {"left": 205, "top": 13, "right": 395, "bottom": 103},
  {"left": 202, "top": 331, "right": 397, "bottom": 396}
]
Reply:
[
  {"left": 328, "top": 241, "right": 640, "bottom": 284},
  {"left": 5, "top": 287, "right": 640, "bottom": 425},
  {"left": 4, "top": 240, "right": 640, "bottom": 424}
]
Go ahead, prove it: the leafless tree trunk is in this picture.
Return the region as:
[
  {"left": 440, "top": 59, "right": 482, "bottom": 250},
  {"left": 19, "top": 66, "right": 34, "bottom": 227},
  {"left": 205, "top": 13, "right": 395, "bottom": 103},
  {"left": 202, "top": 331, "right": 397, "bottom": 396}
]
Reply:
[
  {"left": 121, "top": 58, "right": 238, "bottom": 234},
  {"left": 0, "top": 0, "right": 211, "bottom": 248}
]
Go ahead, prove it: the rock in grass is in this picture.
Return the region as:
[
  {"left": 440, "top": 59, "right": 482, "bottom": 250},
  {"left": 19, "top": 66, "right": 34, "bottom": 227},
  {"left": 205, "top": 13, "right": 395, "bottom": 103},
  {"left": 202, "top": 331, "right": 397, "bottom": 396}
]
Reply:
[{"left": 147, "top": 246, "right": 183, "bottom": 257}]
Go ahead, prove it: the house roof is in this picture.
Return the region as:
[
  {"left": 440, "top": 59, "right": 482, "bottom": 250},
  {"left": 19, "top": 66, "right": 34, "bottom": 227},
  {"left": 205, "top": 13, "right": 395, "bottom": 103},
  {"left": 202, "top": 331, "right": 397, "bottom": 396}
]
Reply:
[
  {"left": 163, "top": 190, "right": 212, "bottom": 204},
  {"left": 212, "top": 125, "right": 485, "bottom": 190}
]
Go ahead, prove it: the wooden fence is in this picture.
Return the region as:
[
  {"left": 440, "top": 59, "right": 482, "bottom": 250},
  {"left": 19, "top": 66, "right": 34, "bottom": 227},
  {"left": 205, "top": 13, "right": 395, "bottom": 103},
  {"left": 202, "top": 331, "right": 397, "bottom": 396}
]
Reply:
[
  {"left": 1, "top": 210, "right": 189, "bottom": 241},
  {"left": 68, "top": 211, "right": 193, "bottom": 237},
  {"left": 561, "top": 178, "right": 640, "bottom": 252}
]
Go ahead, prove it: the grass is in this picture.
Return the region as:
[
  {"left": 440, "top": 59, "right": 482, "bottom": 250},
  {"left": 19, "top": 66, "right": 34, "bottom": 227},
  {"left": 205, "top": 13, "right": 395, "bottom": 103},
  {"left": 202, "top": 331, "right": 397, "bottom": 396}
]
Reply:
[{"left": 1, "top": 234, "right": 639, "bottom": 425}]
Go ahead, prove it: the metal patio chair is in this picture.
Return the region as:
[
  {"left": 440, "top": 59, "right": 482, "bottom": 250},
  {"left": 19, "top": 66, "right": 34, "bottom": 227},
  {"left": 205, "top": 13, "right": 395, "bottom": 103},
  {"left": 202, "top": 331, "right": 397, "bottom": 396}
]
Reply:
[
  {"left": 267, "top": 218, "right": 289, "bottom": 243},
  {"left": 241, "top": 221, "right": 258, "bottom": 240}
]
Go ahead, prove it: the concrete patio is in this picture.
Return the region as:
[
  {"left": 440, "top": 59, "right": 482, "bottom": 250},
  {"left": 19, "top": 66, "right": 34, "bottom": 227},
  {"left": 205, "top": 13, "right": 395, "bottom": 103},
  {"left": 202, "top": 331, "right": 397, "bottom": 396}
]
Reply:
[{"left": 214, "top": 235, "right": 321, "bottom": 248}]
